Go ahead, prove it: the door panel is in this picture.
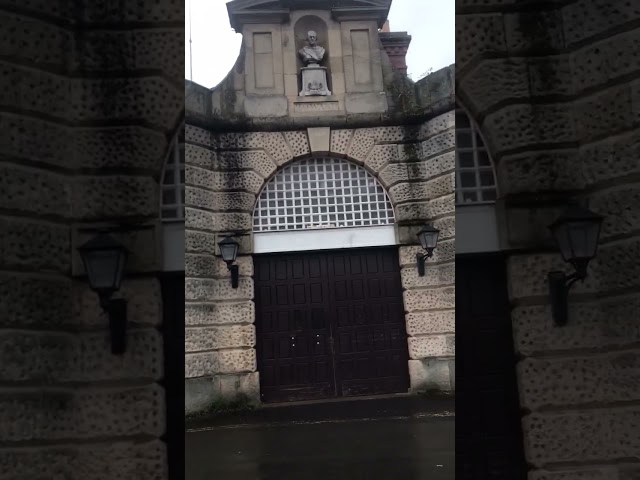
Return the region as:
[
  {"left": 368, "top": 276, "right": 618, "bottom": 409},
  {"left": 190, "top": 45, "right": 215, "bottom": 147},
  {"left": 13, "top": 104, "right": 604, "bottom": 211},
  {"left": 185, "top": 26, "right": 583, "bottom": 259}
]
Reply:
[
  {"left": 254, "top": 247, "right": 409, "bottom": 403},
  {"left": 455, "top": 254, "right": 527, "bottom": 479}
]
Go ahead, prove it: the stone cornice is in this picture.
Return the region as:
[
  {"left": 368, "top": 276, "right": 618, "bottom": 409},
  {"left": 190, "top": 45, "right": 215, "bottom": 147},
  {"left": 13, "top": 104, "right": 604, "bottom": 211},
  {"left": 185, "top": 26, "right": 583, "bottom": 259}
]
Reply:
[{"left": 227, "top": 0, "right": 392, "bottom": 30}]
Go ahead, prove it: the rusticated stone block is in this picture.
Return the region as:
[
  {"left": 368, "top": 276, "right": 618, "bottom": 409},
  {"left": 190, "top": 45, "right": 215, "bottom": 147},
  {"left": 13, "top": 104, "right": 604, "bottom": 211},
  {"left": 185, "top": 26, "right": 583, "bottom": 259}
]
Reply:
[
  {"left": 513, "top": 295, "right": 640, "bottom": 355},
  {"left": 0, "top": 12, "right": 70, "bottom": 67},
  {"left": 186, "top": 188, "right": 256, "bottom": 213},
  {"left": 528, "top": 56, "right": 575, "bottom": 97},
  {"left": 504, "top": 11, "right": 564, "bottom": 52},
  {"left": 419, "top": 111, "right": 454, "bottom": 141},
  {"left": 186, "top": 349, "right": 256, "bottom": 378},
  {"left": 259, "top": 132, "right": 294, "bottom": 166},
  {"left": 0, "top": 164, "right": 70, "bottom": 218},
  {"left": 185, "top": 352, "right": 218, "bottom": 378},
  {"left": 0, "top": 273, "right": 72, "bottom": 328},
  {"left": 0, "top": 385, "right": 165, "bottom": 442},
  {"left": 590, "top": 186, "right": 640, "bottom": 241},
  {"left": 81, "top": 0, "right": 183, "bottom": 22},
  {"left": 396, "top": 195, "right": 455, "bottom": 222},
  {"left": 388, "top": 174, "right": 455, "bottom": 204},
  {"left": 403, "top": 286, "right": 455, "bottom": 312},
  {"left": 77, "top": 29, "right": 183, "bottom": 79},
  {"left": 185, "top": 143, "right": 216, "bottom": 169},
  {"left": 70, "top": 77, "right": 182, "bottom": 129},
  {"left": 0, "top": 329, "right": 163, "bottom": 383},
  {"left": 186, "top": 254, "right": 253, "bottom": 278},
  {"left": 456, "top": 15, "right": 506, "bottom": 68},
  {"left": 408, "top": 335, "right": 455, "bottom": 359},
  {"left": 574, "top": 84, "right": 636, "bottom": 143},
  {"left": 330, "top": 129, "right": 353, "bottom": 156},
  {"left": 398, "top": 240, "right": 455, "bottom": 266},
  {"left": 185, "top": 230, "right": 216, "bottom": 254},
  {"left": 571, "top": 29, "right": 640, "bottom": 93},
  {"left": 401, "top": 262, "right": 455, "bottom": 289},
  {"left": 458, "top": 58, "right": 529, "bottom": 113},
  {"left": 218, "top": 349, "right": 257, "bottom": 374},
  {"left": 186, "top": 125, "right": 212, "bottom": 146},
  {"left": 283, "top": 130, "right": 310, "bottom": 158},
  {"left": 347, "top": 129, "right": 376, "bottom": 163},
  {"left": 0, "top": 218, "right": 69, "bottom": 273},
  {"left": 73, "top": 126, "right": 168, "bottom": 171},
  {"left": 561, "top": 0, "right": 640, "bottom": 46},
  {"left": 185, "top": 277, "right": 253, "bottom": 302},
  {"left": 72, "top": 175, "right": 158, "bottom": 219},
  {"left": 217, "top": 151, "right": 277, "bottom": 179},
  {"left": 420, "top": 128, "right": 455, "bottom": 159},
  {"left": 74, "top": 278, "right": 162, "bottom": 327},
  {"left": 518, "top": 353, "right": 640, "bottom": 410},
  {"left": 185, "top": 325, "right": 255, "bottom": 352},
  {"left": 497, "top": 149, "right": 580, "bottom": 195},
  {"left": 185, "top": 208, "right": 251, "bottom": 232},
  {"left": 364, "top": 145, "right": 399, "bottom": 172},
  {"left": 185, "top": 372, "right": 259, "bottom": 414},
  {"left": 406, "top": 311, "right": 455, "bottom": 336},
  {"left": 482, "top": 104, "right": 575, "bottom": 154},
  {"left": 522, "top": 408, "right": 640, "bottom": 466},
  {"left": 0, "top": 440, "right": 166, "bottom": 480},
  {"left": 186, "top": 302, "right": 254, "bottom": 326},
  {"left": 379, "top": 151, "right": 455, "bottom": 188},
  {"left": 186, "top": 166, "right": 265, "bottom": 194}
]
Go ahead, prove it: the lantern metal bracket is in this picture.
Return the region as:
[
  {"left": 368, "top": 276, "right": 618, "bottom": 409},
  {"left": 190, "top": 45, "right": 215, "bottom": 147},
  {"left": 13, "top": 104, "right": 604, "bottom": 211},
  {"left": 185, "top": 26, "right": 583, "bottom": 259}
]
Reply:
[
  {"left": 548, "top": 260, "right": 589, "bottom": 327},
  {"left": 416, "top": 250, "right": 434, "bottom": 277},
  {"left": 106, "top": 298, "right": 128, "bottom": 355},
  {"left": 227, "top": 262, "right": 239, "bottom": 289}
]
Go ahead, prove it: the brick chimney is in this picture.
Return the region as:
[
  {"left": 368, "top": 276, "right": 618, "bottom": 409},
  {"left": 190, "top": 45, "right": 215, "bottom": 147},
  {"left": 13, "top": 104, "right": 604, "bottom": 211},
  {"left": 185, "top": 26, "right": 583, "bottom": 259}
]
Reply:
[{"left": 379, "top": 24, "right": 411, "bottom": 75}]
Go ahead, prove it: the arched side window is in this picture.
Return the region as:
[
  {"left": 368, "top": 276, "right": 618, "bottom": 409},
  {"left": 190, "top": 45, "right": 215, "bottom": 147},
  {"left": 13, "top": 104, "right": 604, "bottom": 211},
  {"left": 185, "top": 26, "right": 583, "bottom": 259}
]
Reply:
[
  {"left": 253, "top": 157, "right": 394, "bottom": 232},
  {"left": 161, "top": 135, "right": 185, "bottom": 221},
  {"left": 455, "top": 108, "right": 497, "bottom": 204}
]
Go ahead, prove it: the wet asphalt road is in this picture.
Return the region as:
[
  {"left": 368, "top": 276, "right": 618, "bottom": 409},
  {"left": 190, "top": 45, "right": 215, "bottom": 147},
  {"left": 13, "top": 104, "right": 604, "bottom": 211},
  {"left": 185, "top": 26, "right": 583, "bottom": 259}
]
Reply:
[{"left": 186, "top": 398, "right": 454, "bottom": 480}]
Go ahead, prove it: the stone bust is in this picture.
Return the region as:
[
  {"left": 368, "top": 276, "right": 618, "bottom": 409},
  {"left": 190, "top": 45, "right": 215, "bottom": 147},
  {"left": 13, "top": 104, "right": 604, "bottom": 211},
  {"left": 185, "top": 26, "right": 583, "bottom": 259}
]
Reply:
[{"left": 299, "top": 30, "right": 326, "bottom": 65}]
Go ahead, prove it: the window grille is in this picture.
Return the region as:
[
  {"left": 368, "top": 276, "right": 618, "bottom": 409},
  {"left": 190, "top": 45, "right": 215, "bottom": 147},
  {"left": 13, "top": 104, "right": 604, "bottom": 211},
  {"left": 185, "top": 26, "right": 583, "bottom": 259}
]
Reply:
[
  {"left": 253, "top": 157, "right": 395, "bottom": 232},
  {"left": 161, "top": 138, "right": 185, "bottom": 221},
  {"left": 455, "top": 109, "right": 497, "bottom": 204}
]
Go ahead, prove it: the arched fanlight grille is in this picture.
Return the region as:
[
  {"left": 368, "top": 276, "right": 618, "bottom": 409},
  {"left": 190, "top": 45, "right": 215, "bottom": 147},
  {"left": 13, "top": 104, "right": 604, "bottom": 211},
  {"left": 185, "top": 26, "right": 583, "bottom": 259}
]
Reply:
[
  {"left": 455, "top": 108, "right": 497, "bottom": 204},
  {"left": 253, "top": 157, "right": 395, "bottom": 232},
  {"left": 161, "top": 136, "right": 185, "bottom": 221}
]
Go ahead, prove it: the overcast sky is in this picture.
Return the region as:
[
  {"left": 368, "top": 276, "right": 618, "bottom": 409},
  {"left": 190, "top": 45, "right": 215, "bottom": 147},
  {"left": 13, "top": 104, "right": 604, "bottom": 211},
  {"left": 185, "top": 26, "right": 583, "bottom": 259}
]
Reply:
[{"left": 185, "top": 0, "right": 454, "bottom": 88}]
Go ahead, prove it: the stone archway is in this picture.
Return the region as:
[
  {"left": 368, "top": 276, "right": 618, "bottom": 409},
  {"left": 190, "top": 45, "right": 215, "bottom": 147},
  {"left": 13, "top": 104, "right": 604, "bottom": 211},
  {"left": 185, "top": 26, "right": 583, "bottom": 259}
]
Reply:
[{"left": 185, "top": 112, "right": 456, "bottom": 411}]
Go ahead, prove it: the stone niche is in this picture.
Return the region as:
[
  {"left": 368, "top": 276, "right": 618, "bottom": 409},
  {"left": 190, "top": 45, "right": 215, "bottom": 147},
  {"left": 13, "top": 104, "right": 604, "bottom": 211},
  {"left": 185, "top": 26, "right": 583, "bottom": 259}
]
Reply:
[{"left": 226, "top": 0, "right": 391, "bottom": 119}]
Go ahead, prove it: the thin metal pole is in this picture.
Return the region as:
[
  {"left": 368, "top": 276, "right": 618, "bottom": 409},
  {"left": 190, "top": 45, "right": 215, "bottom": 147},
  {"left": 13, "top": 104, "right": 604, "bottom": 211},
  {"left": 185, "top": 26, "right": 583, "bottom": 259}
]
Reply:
[{"left": 189, "top": 0, "right": 193, "bottom": 82}]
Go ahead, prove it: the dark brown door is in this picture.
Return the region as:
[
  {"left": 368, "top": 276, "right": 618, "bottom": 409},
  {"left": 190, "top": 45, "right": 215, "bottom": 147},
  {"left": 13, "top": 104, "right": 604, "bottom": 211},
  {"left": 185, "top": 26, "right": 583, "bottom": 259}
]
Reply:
[
  {"left": 456, "top": 254, "right": 527, "bottom": 479},
  {"left": 254, "top": 247, "right": 409, "bottom": 403}
]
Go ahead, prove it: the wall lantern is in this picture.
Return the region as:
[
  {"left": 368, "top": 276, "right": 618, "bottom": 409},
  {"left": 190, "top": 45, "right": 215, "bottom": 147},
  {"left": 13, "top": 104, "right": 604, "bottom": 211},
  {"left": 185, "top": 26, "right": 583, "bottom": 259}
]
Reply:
[
  {"left": 77, "top": 233, "right": 129, "bottom": 354},
  {"left": 547, "top": 205, "right": 603, "bottom": 326},
  {"left": 416, "top": 224, "right": 440, "bottom": 277},
  {"left": 218, "top": 236, "right": 240, "bottom": 289}
]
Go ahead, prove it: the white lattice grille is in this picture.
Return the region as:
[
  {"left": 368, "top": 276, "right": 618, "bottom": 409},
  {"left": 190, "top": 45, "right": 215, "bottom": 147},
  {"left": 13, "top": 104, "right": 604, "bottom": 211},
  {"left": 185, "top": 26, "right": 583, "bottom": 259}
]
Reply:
[
  {"left": 253, "top": 157, "right": 395, "bottom": 232},
  {"left": 455, "top": 109, "right": 497, "bottom": 204},
  {"left": 161, "top": 139, "right": 185, "bottom": 221}
]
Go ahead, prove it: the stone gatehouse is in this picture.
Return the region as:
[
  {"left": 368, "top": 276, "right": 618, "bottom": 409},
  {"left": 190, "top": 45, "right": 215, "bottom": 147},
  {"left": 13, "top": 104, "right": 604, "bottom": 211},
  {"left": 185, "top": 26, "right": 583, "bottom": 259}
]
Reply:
[{"left": 185, "top": 0, "right": 456, "bottom": 412}]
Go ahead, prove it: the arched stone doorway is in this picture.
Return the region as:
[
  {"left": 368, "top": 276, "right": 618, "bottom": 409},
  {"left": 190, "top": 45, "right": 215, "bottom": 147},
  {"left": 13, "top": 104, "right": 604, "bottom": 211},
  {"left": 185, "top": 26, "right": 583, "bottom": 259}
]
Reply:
[{"left": 251, "top": 155, "right": 410, "bottom": 402}]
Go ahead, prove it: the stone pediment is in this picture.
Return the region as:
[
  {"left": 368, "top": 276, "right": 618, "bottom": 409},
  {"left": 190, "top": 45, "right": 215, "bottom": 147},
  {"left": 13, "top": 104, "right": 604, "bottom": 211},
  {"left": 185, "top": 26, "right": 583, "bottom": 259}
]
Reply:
[{"left": 227, "top": 0, "right": 392, "bottom": 30}]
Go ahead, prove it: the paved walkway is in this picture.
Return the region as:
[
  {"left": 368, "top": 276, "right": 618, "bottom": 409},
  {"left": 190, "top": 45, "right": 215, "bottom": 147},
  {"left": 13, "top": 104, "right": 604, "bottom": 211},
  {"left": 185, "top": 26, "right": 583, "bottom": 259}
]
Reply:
[{"left": 186, "top": 395, "right": 454, "bottom": 480}]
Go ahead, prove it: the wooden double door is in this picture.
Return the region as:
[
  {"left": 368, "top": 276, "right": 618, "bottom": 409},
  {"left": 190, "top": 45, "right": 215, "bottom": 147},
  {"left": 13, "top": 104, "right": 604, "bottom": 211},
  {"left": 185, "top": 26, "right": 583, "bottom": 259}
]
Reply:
[
  {"left": 456, "top": 254, "right": 527, "bottom": 479},
  {"left": 254, "top": 247, "right": 409, "bottom": 403}
]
